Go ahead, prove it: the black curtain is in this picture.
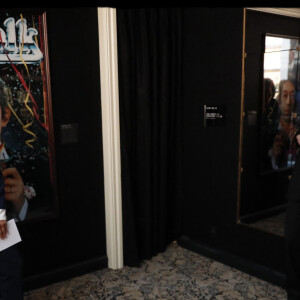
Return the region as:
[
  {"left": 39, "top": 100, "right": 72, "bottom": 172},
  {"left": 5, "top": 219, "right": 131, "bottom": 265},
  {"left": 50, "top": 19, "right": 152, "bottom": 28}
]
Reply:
[{"left": 116, "top": 8, "right": 183, "bottom": 266}]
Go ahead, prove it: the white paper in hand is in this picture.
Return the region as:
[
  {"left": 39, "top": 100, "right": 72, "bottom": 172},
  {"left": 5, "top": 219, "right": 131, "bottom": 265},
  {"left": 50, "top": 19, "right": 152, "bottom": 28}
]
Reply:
[{"left": 0, "top": 219, "right": 22, "bottom": 251}]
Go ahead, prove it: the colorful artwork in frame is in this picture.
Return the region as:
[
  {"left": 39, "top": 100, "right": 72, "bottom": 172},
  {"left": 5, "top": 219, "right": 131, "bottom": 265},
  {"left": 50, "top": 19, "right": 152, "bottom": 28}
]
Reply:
[{"left": 0, "top": 10, "right": 58, "bottom": 223}]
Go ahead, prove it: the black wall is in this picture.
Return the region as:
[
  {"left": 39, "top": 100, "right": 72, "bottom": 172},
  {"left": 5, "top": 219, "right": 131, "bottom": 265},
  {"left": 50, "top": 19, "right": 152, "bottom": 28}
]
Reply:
[
  {"left": 16, "top": 8, "right": 107, "bottom": 290},
  {"left": 179, "top": 8, "right": 287, "bottom": 286}
]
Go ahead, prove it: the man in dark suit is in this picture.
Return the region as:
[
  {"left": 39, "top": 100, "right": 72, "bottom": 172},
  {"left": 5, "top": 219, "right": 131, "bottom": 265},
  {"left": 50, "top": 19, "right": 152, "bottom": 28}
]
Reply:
[
  {"left": 285, "top": 133, "right": 300, "bottom": 300},
  {"left": 0, "top": 81, "right": 24, "bottom": 300}
]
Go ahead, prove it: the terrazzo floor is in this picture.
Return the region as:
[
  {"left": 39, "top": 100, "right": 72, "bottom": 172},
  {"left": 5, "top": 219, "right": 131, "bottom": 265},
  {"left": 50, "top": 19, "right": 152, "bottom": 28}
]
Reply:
[{"left": 24, "top": 242, "right": 287, "bottom": 300}]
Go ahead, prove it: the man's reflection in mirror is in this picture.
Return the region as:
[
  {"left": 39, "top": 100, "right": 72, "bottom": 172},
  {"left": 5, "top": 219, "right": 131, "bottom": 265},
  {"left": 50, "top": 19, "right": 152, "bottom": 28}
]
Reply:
[
  {"left": 263, "top": 78, "right": 277, "bottom": 115},
  {"left": 262, "top": 79, "right": 299, "bottom": 170}
]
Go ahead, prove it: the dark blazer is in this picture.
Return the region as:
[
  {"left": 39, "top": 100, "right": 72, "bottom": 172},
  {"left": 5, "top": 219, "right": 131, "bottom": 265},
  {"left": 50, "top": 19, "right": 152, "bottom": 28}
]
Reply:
[
  {"left": 286, "top": 153, "right": 300, "bottom": 203},
  {"left": 0, "top": 170, "right": 5, "bottom": 210},
  {"left": 285, "top": 151, "right": 300, "bottom": 297}
]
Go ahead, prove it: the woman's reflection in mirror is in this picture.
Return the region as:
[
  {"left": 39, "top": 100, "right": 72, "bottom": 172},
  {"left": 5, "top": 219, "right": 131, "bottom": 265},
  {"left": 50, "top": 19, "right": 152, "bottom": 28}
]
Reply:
[{"left": 262, "top": 79, "right": 299, "bottom": 170}]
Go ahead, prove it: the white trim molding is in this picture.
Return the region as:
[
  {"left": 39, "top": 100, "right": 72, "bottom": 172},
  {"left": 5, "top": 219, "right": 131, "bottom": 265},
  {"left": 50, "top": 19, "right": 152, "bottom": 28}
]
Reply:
[
  {"left": 97, "top": 7, "right": 123, "bottom": 269},
  {"left": 247, "top": 7, "right": 300, "bottom": 18}
]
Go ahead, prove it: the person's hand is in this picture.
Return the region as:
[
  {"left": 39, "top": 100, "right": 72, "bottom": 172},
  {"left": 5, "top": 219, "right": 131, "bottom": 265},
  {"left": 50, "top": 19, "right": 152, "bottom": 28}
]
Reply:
[
  {"left": 270, "top": 134, "right": 285, "bottom": 157},
  {"left": 289, "top": 125, "right": 298, "bottom": 140},
  {"left": 3, "top": 167, "right": 25, "bottom": 214},
  {"left": 296, "top": 134, "right": 300, "bottom": 146},
  {"left": 0, "top": 219, "right": 8, "bottom": 239}
]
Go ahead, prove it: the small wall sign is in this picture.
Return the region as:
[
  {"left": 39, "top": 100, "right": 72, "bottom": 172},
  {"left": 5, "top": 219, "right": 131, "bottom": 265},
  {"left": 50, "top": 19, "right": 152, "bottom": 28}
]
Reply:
[{"left": 204, "top": 105, "right": 226, "bottom": 127}]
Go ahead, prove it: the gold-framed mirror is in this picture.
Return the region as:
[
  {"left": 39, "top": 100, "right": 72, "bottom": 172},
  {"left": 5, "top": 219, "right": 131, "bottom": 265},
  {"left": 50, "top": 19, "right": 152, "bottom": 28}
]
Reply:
[{"left": 237, "top": 8, "right": 300, "bottom": 237}]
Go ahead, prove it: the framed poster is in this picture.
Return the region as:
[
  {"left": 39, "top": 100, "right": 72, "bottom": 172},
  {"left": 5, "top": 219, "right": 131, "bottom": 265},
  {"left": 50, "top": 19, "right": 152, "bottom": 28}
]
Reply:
[{"left": 0, "top": 10, "right": 58, "bottom": 222}]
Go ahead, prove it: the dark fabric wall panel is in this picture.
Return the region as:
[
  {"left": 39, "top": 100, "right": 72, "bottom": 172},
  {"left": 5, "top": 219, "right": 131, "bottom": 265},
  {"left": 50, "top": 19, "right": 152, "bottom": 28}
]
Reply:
[{"left": 181, "top": 7, "right": 243, "bottom": 240}]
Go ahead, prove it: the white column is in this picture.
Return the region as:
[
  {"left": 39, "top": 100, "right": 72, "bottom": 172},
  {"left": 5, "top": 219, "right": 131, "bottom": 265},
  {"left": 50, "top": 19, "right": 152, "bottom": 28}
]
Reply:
[{"left": 97, "top": 7, "right": 123, "bottom": 269}]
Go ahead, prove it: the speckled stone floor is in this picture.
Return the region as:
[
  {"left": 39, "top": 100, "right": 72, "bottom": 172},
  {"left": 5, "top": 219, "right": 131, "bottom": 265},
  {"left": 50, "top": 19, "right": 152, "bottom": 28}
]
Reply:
[{"left": 24, "top": 242, "right": 287, "bottom": 300}]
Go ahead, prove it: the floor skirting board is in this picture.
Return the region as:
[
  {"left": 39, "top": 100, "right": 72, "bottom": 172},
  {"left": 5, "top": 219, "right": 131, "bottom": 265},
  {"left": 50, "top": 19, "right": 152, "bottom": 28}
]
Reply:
[
  {"left": 178, "top": 235, "right": 286, "bottom": 288},
  {"left": 23, "top": 255, "right": 108, "bottom": 292}
]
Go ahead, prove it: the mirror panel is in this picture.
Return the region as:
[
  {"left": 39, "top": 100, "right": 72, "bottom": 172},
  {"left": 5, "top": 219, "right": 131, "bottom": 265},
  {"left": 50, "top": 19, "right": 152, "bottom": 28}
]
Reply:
[
  {"left": 239, "top": 34, "right": 300, "bottom": 236},
  {"left": 261, "top": 35, "right": 300, "bottom": 173}
]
